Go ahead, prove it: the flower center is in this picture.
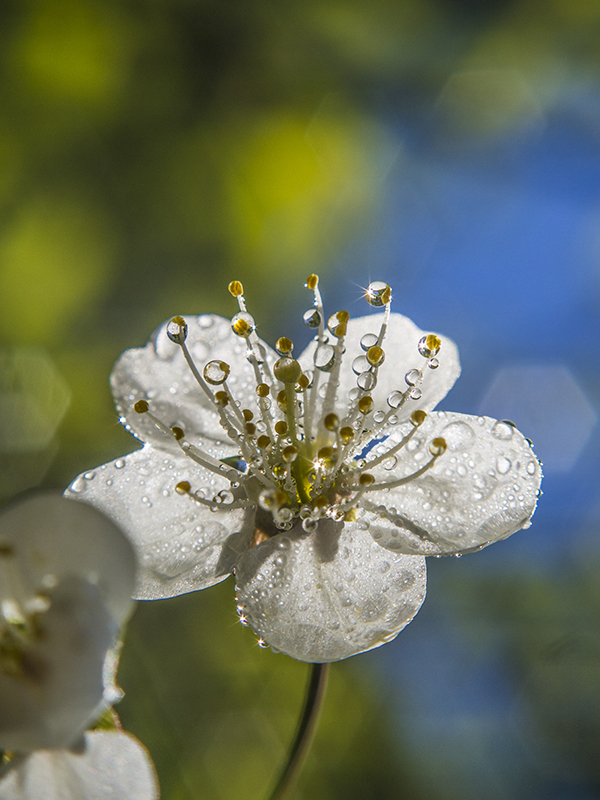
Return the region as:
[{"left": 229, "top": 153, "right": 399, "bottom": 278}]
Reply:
[{"left": 134, "top": 277, "right": 447, "bottom": 535}]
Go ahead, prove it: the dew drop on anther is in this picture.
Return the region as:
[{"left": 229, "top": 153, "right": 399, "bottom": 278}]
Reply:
[{"left": 365, "top": 281, "right": 391, "bottom": 307}]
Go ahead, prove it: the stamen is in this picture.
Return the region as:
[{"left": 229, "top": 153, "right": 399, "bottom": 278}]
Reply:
[
  {"left": 364, "top": 437, "right": 447, "bottom": 492},
  {"left": 363, "top": 410, "right": 427, "bottom": 469}
]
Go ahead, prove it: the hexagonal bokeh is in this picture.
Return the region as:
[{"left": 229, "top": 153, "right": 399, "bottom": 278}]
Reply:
[
  {"left": 479, "top": 364, "right": 597, "bottom": 474},
  {"left": 0, "top": 347, "right": 71, "bottom": 453}
]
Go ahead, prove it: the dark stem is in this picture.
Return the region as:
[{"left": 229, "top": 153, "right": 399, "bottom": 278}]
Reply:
[{"left": 268, "top": 662, "right": 330, "bottom": 800}]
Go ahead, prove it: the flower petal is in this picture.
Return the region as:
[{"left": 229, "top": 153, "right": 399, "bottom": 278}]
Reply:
[
  {"left": 361, "top": 412, "right": 542, "bottom": 556},
  {"left": 0, "top": 576, "right": 116, "bottom": 751},
  {"left": 298, "top": 312, "right": 460, "bottom": 421},
  {"left": 234, "top": 519, "right": 426, "bottom": 662},
  {"left": 0, "top": 495, "right": 136, "bottom": 626},
  {"left": 111, "top": 313, "right": 277, "bottom": 452},
  {"left": 66, "top": 447, "right": 249, "bottom": 599},
  {"left": 0, "top": 731, "right": 158, "bottom": 800}
]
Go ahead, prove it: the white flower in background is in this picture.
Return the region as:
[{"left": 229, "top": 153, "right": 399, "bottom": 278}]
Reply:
[
  {"left": 66, "top": 277, "right": 542, "bottom": 663},
  {"left": 0, "top": 494, "right": 158, "bottom": 800}
]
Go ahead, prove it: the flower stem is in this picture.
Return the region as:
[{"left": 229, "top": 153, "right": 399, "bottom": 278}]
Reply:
[{"left": 268, "top": 662, "right": 330, "bottom": 800}]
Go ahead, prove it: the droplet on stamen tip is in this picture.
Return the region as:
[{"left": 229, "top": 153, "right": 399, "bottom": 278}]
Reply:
[
  {"left": 366, "top": 346, "right": 384, "bottom": 367},
  {"left": 273, "top": 357, "right": 302, "bottom": 384},
  {"left": 365, "top": 281, "right": 391, "bottom": 307},
  {"left": 228, "top": 280, "right": 244, "bottom": 297},
  {"left": 166, "top": 316, "right": 188, "bottom": 344},
  {"left": 231, "top": 311, "right": 255, "bottom": 338},
  {"left": 176, "top": 481, "right": 191, "bottom": 495},
  {"left": 418, "top": 334, "right": 441, "bottom": 358},
  {"left": 429, "top": 437, "right": 447, "bottom": 456},
  {"left": 327, "top": 311, "right": 349, "bottom": 338},
  {"left": 203, "top": 360, "right": 231, "bottom": 385},
  {"left": 134, "top": 399, "right": 149, "bottom": 414},
  {"left": 357, "top": 396, "right": 373, "bottom": 415},
  {"left": 275, "top": 337, "right": 293, "bottom": 355},
  {"left": 324, "top": 413, "right": 339, "bottom": 431},
  {"left": 410, "top": 409, "right": 427, "bottom": 426}
]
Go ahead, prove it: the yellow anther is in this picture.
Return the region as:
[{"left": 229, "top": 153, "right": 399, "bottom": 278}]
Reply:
[
  {"left": 256, "top": 383, "right": 270, "bottom": 398},
  {"left": 337, "top": 310, "right": 350, "bottom": 323},
  {"left": 313, "top": 495, "right": 329, "bottom": 510},
  {"left": 228, "top": 280, "right": 244, "bottom": 297},
  {"left": 276, "top": 390, "right": 287, "bottom": 409},
  {"left": 418, "top": 334, "right": 442, "bottom": 358},
  {"left": 296, "top": 374, "right": 310, "bottom": 390},
  {"left": 282, "top": 445, "right": 298, "bottom": 462},
  {"left": 245, "top": 422, "right": 256, "bottom": 436},
  {"left": 232, "top": 317, "right": 252, "bottom": 337},
  {"left": 171, "top": 426, "right": 185, "bottom": 440},
  {"left": 359, "top": 473, "right": 375, "bottom": 487},
  {"left": 175, "top": 481, "right": 191, "bottom": 495},
  {"left": 275, "top": 337, "right": 293, "bottom": 355},
  {"left": 339, "top": 426, "right": 354, "bottom": 444},
  {"left": 316, "top": 447, "right": 333, "bottom": 461},
  {"left": 172, "top": 315, "right": 186, "bottom": 326},
  {"left": 429, "top": 437, "right": 447, "bottom": 456},
  {"left": 365, "top": 281, "right": 391, "bottom": 307},
  {"left": 366, "top": 346, "right": 385, "bottom": 367},
  {"left": 274, "top": 357, "right": 302, "bottom": 384},
  {"left": 134, "top": 400, "right": 149, "bottom": 414},
  {"left": 333, "top": 323, "right": 347, "bottom": 338},
  {"left": 215, "top": 391, "right": 229, "bottom": 406},
  {"left": 344, "top": 509, "right": 358, "bottom": 522},
  {"left": 257, "top": 435, "right": 271, "bottom": 449},
  {"left": 411, "top": 409, "right": 427, "bottom": 426},
  {"left": 357, "top": 396, "right": 373, "bottom": 415},
  {"left": 274, "top": 420, "right": 288, "bottom": 436},
  {"left": 242, "top": 409, "right": 254, "bottom": 422},
  {"left": 324, "top": 413, "right": 339, "bottom": 431},
  {"left": 306, "top": 274, "right": 319, "bottom": 290}
]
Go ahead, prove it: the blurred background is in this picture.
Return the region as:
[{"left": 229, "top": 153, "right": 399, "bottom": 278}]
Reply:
[{"left": 0, "top": 0, "right": 599, "bottom": 797}]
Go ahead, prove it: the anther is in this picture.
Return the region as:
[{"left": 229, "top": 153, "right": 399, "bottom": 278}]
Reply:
[
  {"left": 339, "top": 426, "right": 354, "bottom": 444},
  {"left": 327, "top": 311, "right": 350, "bottom": 338},
  {"left": 273, "top": 357, "right": 302, "bottom": 384},
  {"left": 166, "top": 316, "right": 188, "bottom": 344},
  {"left": 365, "top": 281, "right": 391, "bottom": 307},
  {"left": 257, "top": 435, "right": 271, "bottom": 449},
  {"left": 275, "top": 337, "right": 293, "bottom": 356},
  {"left": 245, "top": 422, "right": 256, "bottom": 436},
  {"left": 366, "top": 346, "right": 385, "bottom": 367},
  {"left": 324, "top": 413, "right": 339, "bottom": 431},
  {"left": 175, "top": 481, "right": 191, "bottom": 495},
  {"left": 316, "top": 447, "right": 333, "bottom": 461},
  {"left": 203, "top": 360, "right": 230, "bottom": 385},
  {"left": 359, "top": 473, "right": 375, "bottom": 487},
  {"left": 215, "top": 391, "right": 229, "bottom": 406},
  {"left": 305, "top": 274, "right": 319, "bottom": 290},
  {"left": 242, "top": 409, "right": 254, "bottom": 422},
  {"left": 256, "top": 383, "right": 270, "bottom": 398},
  {"left": 228, "top": 280, "right": 244, "bottom": 297},
  {"left": 134, "top": 400, "right": 149, "bottom": 414},
  {"left": 357, "top": 396, "right": 373, "bottom": 415},
  {"left": 276, "top": 390, "right": 287, "bottom": 410},
  {"left": 418, "top": 334, "right": 441, "bottom": 358},
  {"left": 429, "top": 437, "right": 448, "bottom": 456},
  {"left": 231, "top": 312, "right": 255, "bottom": 338},
  {"left": 410, "top": 409, "right": 427, "bottom": 426},
  {"left": 282, "top": 445, "right": 298, "bottom": 462},
  {"left": 274, "top": 421, "right": 288, "bottom": 436},
  {"left": 296, "top": 374, "right": 310, "bottom": 391},
  {"left": 171, "top": 426, "right": 185, "bottom": 440}
]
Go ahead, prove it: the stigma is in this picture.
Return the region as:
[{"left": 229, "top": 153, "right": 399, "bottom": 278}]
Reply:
[{"left": 134, "top": 277, "right": 447, "bottom": 535}]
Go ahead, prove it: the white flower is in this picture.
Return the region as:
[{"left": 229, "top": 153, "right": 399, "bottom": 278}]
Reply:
[
  {"left": 66, "top": 278, "right": 542, "bottom": 663},
  {"left": 0, "top": 495, "right": 158, "bottom": 799}
]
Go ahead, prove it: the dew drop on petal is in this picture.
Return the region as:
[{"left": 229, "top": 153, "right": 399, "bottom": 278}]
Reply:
[
  {"left": 114, "top": 459, "right": 126, "bottom": 469},
  {"left": 492, "top": 420, "right": 516, "bottom": 440},
  {"left": 442, "top": 420, "right": 475, "bottom": 451},
  {"left": 496, "top": 456, "right": 512, "bottom": 475},
  {"left": 527, "top": 461, "right": 537, "bottom": 475}
]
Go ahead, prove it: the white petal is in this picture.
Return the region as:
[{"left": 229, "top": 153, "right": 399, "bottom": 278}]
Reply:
[
  {"left": 111, "top": 313, "right": 278, "bottom": 451},
  {"left": 235, "top": 519, "right": 426, "bottom": 662},
  {"left": 298, "top": 312, "right": 460, "bottom": 421},
  {"left": 361, "top": 412, "right": 542, "bottom": 556},
  {"left": 0, "top": 731, "right": 158, "bottom": 800},
  {"left": 66, "top": 447, "right": 250, "bottom": 599},
  {"left": 0, "top": 577, "right": 116, "bottom": 751},
  {"left": 0, "top": 495, "right": 136, "bottom": 626}
]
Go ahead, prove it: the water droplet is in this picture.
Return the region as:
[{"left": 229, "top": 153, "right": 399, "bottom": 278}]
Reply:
[
  {"left": 303, "top": 308, "right": 321, "bottom": 328},
  {"left": 442, "top": 420, "right": 475, "bottom": 451},
  {"left": 302, "top": 518, "right": 318, "bottom": 532},
  {"left": 405, "top": 369, "right": 421, "bottom": 386},
  {"left": 496, "top": 456, "right": 512, "bottom": 475},
  {"left": 491, "top": 420, "right": 516, "bottom": 440},
  {"left": 352, "top": 356, "right": 370, "bottom": 375},
  {"left": 357, "top": 372, "right": 376, "bottom": 391},
  {"left": 114, "top": 459, "right": 126, "bottom": 469},
  {"left": 527, "top": 461, "right": 537, "bottom": 475},
  {"left": 373, "top": 410, "right": 386, "bottom": 424},
  {"left": 387, "top": 391, "right": 404, "bottom": 409},
  {"left": 360, "top": 333, "right": 379, "bottom": 351},
  {"left": 365, "top": 281, "right": 390, "bottom": 307},
  {"left": 314, "top": 344, "right": 335, "bottom": 371},
  {"left": 428, "top": 357, "right": 439, "bottom": 369},
  {"left": 69, "top": 476, "right": 86, "bottom": 493},
  {"left": 409, "top": 387, "right": 422, "bottom": 400},
  {"left": 418, "top": 335, "right": 441, "bottom": 358},
  {"left": 83, "top": 471, "right": 96, "bottom": 480}
]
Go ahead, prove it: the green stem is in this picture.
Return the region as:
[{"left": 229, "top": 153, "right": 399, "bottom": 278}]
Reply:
[{"left": 267, "top": 663, "right": 330, "bottom": 800}]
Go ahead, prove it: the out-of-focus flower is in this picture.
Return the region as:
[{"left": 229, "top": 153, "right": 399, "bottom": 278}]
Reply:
[
  {"left": 0, "top": 494, "right": 158, "bottom": 799},
  {"left": 66, "top": 278, "right": 542, "bottom": 662}
]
